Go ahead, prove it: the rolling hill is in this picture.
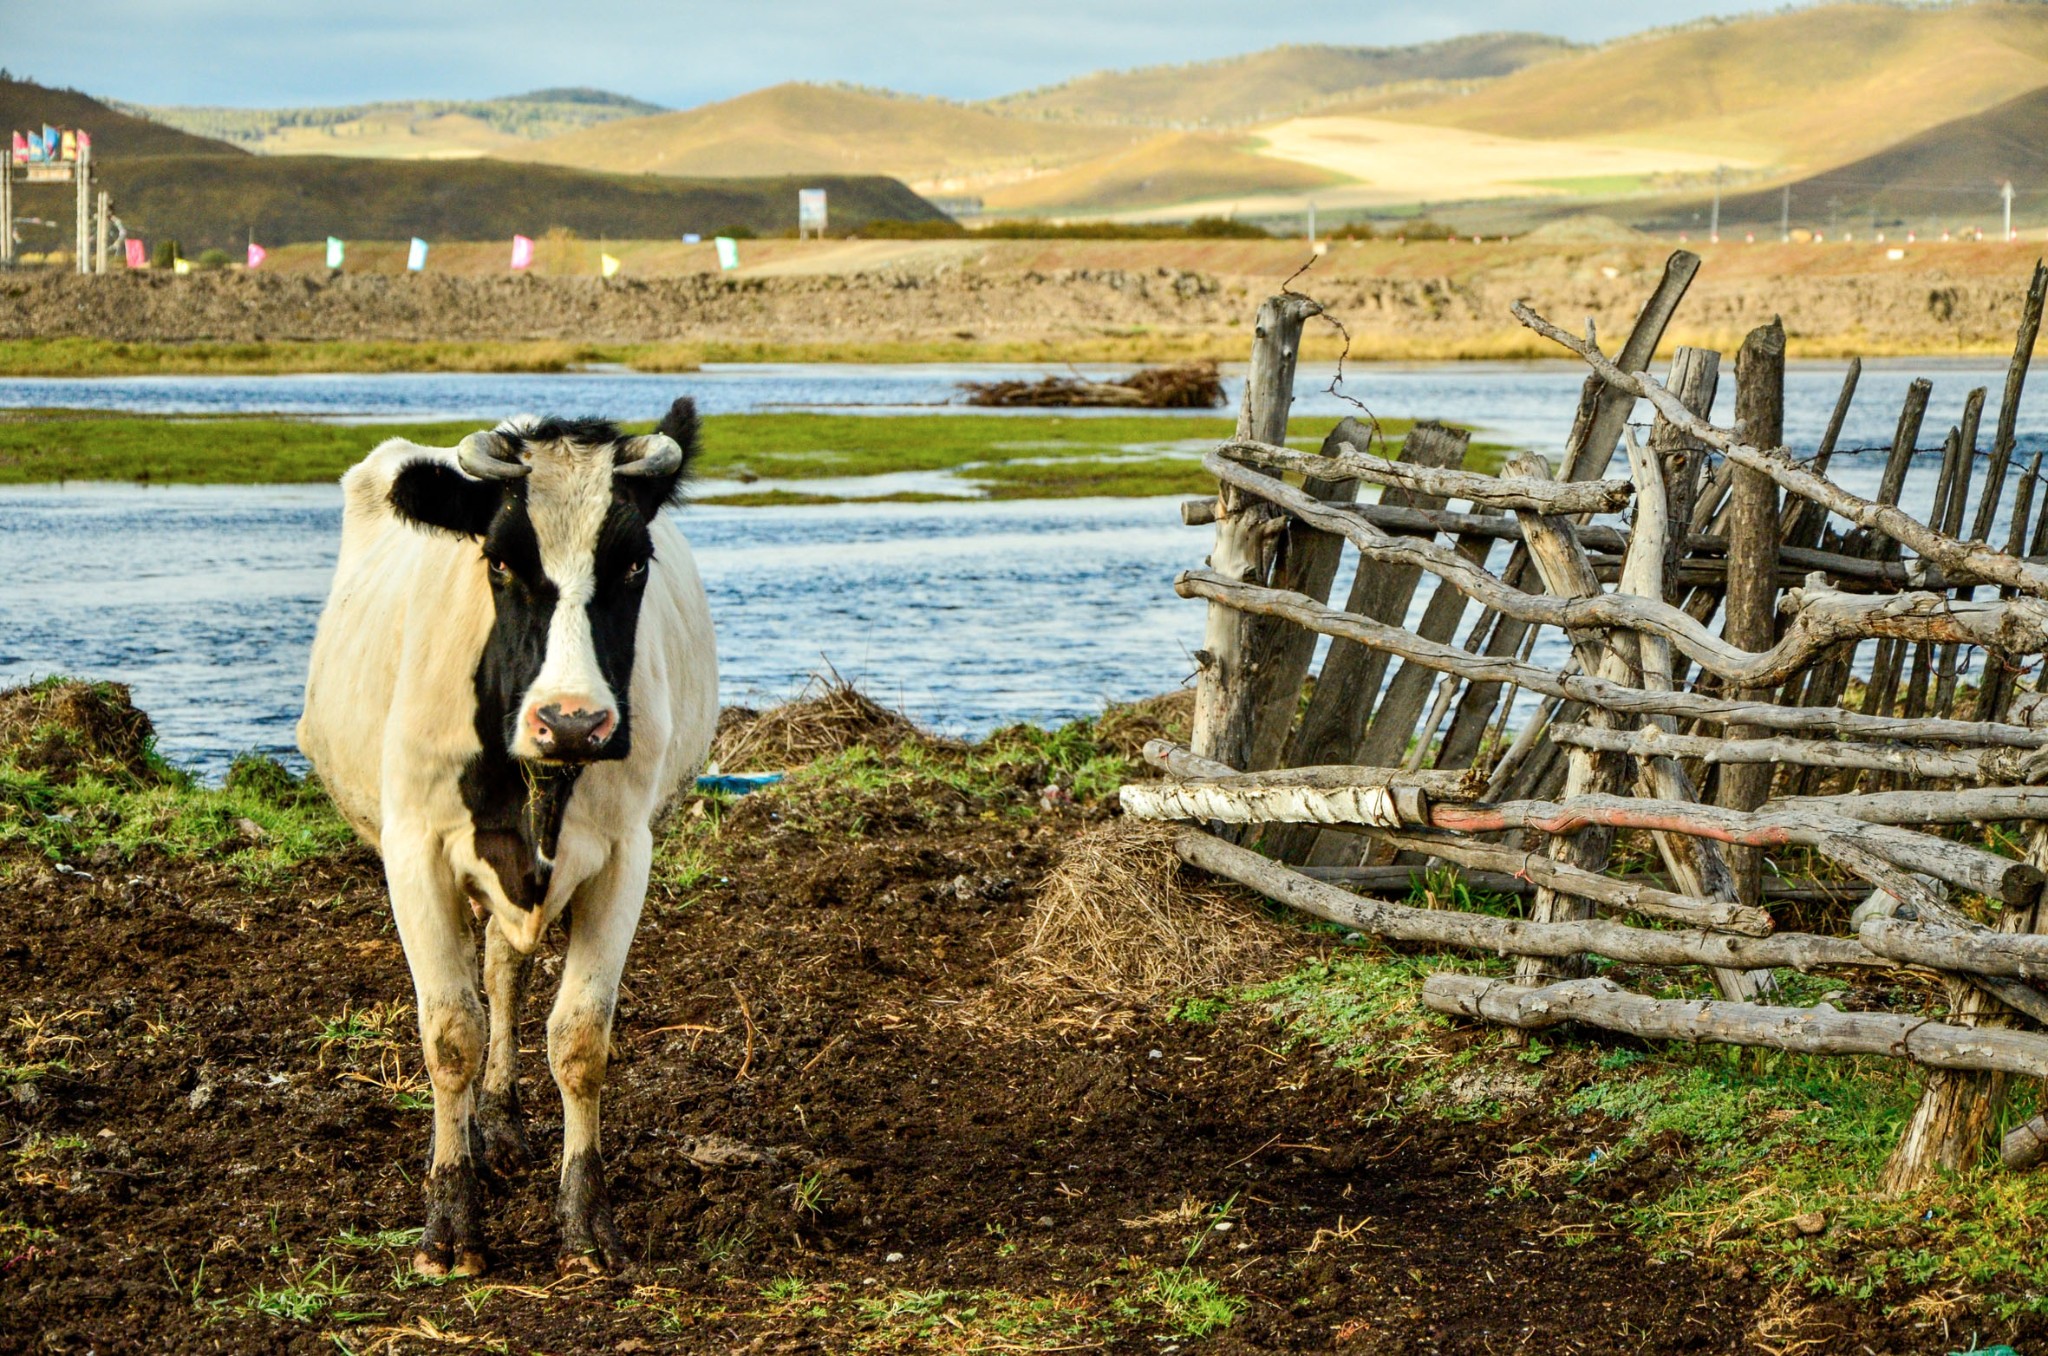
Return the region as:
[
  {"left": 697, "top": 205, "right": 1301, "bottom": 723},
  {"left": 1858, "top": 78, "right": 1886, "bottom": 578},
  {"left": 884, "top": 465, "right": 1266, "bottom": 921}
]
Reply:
[
  {"left": 983, "top": 35, "right": 1576, "bottom": 128},
  {"left": 980, "top": 132, "right": 1344, "bottom": 214},
  {"left": 1384, "top": 2, "right": 2048, "bottom": 176},
  {"left": 0, "top": 82, "right": 941, "bottom": 253},
  {"left": 0, "top": 76, "right": 244, "bottom": 158},
  {"left": 114, "top": 89, "right": 665, "bottom": 160},
  {"left": 501, "top": 83, "right": 1140, "bottom": 191},
  {"left": 1698, "top": 83, "right": 2048, "bottom": 229}
]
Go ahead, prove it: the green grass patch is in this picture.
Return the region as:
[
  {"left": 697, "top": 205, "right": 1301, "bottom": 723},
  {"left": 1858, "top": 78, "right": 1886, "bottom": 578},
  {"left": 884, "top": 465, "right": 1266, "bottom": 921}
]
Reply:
[{"left": 0, "top": 408, "right": 1482, "bottom": 500}]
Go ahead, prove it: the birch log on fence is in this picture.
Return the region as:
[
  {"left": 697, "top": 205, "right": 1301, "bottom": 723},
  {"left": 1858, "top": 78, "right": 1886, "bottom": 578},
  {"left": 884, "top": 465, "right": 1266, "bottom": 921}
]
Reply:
[
  {"left": 1768, "top": 787, "right": 2048, "bottom": 823},
  {"left": 1173, "top": 828, "right": 1881, "bottom": 972},
  {"left": 1139, "top": 739, "right": 1483, "bottom": 798},
  {"left": 1421, "top": 974, "right": 2048, "bottom": 1078},
  {"left": 1174, "top": 568, "right": 2048, "bottom": 749},
  {"left": 1513, "top": 301, "right": 2048, "bottom": 598},
  {"left": 1190, "top": 292, "right": 1322, "bottom": 773}
]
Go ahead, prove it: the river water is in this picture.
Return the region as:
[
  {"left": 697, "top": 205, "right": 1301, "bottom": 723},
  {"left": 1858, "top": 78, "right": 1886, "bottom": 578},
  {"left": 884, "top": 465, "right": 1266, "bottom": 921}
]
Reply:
[{"left": 2, "top": 360, "right": 2042, "bottom": 779}]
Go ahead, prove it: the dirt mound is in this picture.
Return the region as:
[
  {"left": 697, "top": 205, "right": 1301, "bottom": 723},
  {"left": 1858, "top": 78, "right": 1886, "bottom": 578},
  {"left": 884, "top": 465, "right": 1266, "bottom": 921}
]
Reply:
[
  {"left": 961, "top": 360, "right": 1225, "bottom": 408},
  {"left": 1022, "top": 818, "right": 1290, "bottom": 997},
  {"left": 711, "top": 679, "right": 930, "bottom": 772},
  {"left": 0, "top": 679, "right": 161, "bottom": 784},
  {"left": 1522, "top": 213, "right": 1649, "bottom": 243}
]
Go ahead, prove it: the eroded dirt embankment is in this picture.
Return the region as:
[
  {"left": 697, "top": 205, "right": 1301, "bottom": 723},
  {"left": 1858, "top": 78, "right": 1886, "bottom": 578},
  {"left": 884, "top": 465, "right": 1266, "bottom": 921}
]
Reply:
[{"left": 4, "top": 241, "right": 2041, "bottom": 356}]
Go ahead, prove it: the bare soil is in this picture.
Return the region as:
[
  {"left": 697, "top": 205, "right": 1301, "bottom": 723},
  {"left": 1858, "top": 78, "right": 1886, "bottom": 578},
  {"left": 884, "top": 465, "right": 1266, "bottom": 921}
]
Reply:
[
  {"left": 8, "top": 238, "right": 2046, "bottom": 357},
  {"left": 0, "top": 717, "right": 2016, "bottom": 1353}
]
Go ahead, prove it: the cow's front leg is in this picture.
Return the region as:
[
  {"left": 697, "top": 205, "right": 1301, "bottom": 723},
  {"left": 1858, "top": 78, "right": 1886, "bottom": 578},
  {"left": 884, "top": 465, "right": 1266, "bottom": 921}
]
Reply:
[
  {"left": 548, "top": 837, "right": 649, "bottom": 1275},
  {"left": 388, "top": 830, "right": 491, "bottom": 1278},
  {"left": 473, "top": 914, "right": 533, "bottom": 1184}
]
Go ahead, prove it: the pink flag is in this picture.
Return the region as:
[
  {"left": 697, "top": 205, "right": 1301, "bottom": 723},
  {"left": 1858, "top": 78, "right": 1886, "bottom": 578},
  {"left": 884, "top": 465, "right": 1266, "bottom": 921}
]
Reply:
[
  {"left": 76, "top": 130, "right": 90, "bottom": 155},
  {"left": 510, "top": 234, "right": 534, "bottom": 269},
  {"left": 247, "top": 242, "right": 267, "bottom": 269},
  {"left": 125, "top": 239, "right": 146, "bottom": 269},
  {"left": 9, "top": 132, "right": 24, "bottom": 163}
]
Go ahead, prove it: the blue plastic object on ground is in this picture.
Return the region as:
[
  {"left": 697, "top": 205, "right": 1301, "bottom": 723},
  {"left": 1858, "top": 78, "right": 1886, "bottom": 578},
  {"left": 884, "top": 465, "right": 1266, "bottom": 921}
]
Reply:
[{"left": 693, "top": 772, "right": 785, "bottom": 796}]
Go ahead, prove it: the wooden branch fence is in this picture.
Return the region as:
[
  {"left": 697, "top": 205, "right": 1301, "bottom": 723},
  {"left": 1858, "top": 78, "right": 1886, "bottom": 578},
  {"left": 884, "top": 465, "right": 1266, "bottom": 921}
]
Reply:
[{"left": 1123, "top": 253, "right": 2048, "bottom": 1191}]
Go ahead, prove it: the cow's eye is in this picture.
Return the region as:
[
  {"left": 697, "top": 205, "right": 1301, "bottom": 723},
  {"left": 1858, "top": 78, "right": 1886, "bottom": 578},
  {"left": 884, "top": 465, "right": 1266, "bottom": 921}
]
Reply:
[
  {"left": 487, "top": 557, "right": 512, "bottom": 581},
  {"left": 623, "top": 559, "right": 648, "bottom": 582}
]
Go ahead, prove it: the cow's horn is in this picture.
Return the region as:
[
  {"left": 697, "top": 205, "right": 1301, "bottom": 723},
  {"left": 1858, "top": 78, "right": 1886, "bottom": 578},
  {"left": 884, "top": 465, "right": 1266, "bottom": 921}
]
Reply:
[
  {"left": 456, "top": 431, "right": 529, "bottom": 480},
  {"left": 616, "top": 433, "right": 683, "bottom": 478}
]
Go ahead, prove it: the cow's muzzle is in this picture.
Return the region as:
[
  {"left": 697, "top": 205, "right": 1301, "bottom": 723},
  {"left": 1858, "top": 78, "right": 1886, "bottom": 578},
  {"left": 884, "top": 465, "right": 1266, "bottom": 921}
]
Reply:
[{"left": 526, "top": 701, "right": 618, "bottom": 761}]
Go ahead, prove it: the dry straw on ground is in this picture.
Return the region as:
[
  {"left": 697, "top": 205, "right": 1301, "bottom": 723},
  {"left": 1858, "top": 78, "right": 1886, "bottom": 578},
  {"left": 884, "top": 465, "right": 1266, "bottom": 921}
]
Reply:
[
  {"left": 0, "top": 679, "right": 159, "bottom": 783},
  {"left": 1021, "top": 818, "right": 1288, "bottom": 998},
  {"left": 711, "top": 677, "right": 930, "bottom": 772}
]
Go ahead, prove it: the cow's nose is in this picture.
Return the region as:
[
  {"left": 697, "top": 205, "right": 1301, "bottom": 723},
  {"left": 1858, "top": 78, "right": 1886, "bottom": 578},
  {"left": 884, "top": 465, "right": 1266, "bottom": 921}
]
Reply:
[{"left": 528, "top": 702, "right": 616, "bottom": 759}]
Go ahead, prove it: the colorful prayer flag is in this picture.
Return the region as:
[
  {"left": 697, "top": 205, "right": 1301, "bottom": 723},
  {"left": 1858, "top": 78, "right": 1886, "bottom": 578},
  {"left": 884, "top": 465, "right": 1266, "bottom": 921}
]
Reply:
[
  {"left": 247, "top": 242, "right": 267, "bottom": 269},
  {"left": 42, "top": 126, "right": 57, "bottom": 158},
  {"left": 173, "top": 257, "right": 192, "bottom": 275},
  {"left": 326, "top": 237, "right": 345, "bottom": 268},
  {"left": 600, "top": 253, "right": 621, "bottom": 278},
  {"left": 714, "top": 236, "right": 739, "bottom": 271},
  {"left": 407, "top": 237, "right": 429, "bottom": 272},
  {"left": 60, "top": 130, "right": 76, "bottom": 161},
  {"left": 125, "top": 238, "right": 146, "bottom": 269},
  {"left": 75, "top": 130, "right": 89, "bottom": 155},
  {"left": 510, "top": 234, "right": 534, "bottom": 269},
  {"left": 25, "top": 131, "right": 43, "bottom": 162},
  {"left": 10, "top": 132, "right": 25, "bottom": 163}
]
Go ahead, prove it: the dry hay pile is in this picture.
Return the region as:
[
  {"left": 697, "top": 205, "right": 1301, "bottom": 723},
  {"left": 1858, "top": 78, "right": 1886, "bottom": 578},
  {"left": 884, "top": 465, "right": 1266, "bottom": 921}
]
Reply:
[
  {"left": 1091, "top": 688, "right": 1195, "bottom": 763},
  {"left": 711, "top": 678, "right": 931, "bottom": 772},
  {"left": 0, "top": 679, "right": 161, "bottom": 783},
  {"left": 959, "top": 361, "right": 1224, "bottom": 409},
  {"left": 1020, "top": 818, "right": 1289, "bottom": 998}
]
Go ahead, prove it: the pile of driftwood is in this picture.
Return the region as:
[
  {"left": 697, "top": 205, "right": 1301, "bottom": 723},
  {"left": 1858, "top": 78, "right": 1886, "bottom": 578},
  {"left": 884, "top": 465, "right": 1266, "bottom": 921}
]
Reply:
[
  {"left": 960, "top": 360, "right": 1225, "bottom": 409},
  {"left": 1124, "top": 254, "right": 2048, "bottom": 1191}
]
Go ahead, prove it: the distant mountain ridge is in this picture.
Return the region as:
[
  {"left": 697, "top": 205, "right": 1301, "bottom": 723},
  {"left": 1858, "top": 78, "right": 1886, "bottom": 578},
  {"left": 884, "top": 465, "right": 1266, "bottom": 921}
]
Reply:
[{"left": 113, "top": 88, "right": 666, "bottom": 159}]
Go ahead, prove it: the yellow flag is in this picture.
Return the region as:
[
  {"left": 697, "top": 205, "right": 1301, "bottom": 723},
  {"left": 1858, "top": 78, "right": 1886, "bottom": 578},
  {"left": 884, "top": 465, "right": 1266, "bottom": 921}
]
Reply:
[
  {"left": 600, "top": 253, "right": 621, "bottom": 278},
  {"left": 172, "top": 257, "right": 191, "bottom": 275}
]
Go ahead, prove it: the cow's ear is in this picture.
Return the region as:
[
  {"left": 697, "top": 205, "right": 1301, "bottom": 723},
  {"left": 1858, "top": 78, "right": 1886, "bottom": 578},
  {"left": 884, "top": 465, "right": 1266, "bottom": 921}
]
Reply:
[
  {"left": 389, "top": 459, "right": 502, "bottom": 537},
  {"left": 619, "top": 397, "right": 700, "bottom": 518}
]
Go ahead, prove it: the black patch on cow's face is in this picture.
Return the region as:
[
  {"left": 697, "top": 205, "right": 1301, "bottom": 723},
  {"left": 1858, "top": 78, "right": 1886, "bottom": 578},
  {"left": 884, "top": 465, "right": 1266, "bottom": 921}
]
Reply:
[{"left": 390, "top": 460, "right": 503, "bottom": 538}]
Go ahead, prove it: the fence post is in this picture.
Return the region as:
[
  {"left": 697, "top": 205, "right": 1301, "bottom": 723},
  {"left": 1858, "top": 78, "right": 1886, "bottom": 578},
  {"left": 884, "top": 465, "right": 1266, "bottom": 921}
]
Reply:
[{"left": 1190, "top": 292, "right": 1323, "bottom": 772}]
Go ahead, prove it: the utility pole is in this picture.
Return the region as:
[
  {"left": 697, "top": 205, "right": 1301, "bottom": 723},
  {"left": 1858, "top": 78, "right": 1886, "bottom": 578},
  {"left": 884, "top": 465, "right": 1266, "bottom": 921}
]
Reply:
[
  {"left": 1710, "top": 165, "right": 1723, "bottom": 242},
  {"left": 1780, "top": 185, "right": 1791, "bottom": 242},
  {"left": 95, "top": 190, "right": 108, "bottom": 273},
  {"left": 2004, "top": 179, "right": 2016, "bottom": 241}
]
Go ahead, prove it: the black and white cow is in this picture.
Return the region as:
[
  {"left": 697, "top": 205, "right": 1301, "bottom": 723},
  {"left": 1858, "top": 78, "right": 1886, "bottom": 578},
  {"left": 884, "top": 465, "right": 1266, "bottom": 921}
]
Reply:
[{"left": 299, "top": 400, "right": 717, "bottom": 1277}]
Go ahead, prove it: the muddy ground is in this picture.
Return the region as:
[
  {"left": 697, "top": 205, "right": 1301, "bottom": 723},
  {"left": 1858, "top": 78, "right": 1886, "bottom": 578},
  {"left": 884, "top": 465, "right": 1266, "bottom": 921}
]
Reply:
[
  {"left": 0, "top": 699, "right": 2016, "bottom": 1355},
  {"left": 5, "top": 239, "right": 2040, "bottom": 355}
]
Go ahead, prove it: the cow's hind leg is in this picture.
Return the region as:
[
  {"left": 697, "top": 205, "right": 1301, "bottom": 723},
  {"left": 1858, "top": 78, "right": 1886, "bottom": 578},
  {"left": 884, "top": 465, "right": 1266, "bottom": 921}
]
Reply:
[
  {"left": 388, "top": 831, "right": 491, "bottom": 1277},
  {"left": 473, "top": 914, "right": 533, "bottom": 1183},
  {"left": 548, "top": 838, "right": 649, "bottom": 1275}
]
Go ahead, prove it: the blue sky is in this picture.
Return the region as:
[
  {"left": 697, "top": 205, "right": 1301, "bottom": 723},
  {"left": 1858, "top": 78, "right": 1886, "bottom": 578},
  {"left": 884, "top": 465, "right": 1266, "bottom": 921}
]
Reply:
[{"left": 18, "top": 1, "right": 1785, "bottom": 108}]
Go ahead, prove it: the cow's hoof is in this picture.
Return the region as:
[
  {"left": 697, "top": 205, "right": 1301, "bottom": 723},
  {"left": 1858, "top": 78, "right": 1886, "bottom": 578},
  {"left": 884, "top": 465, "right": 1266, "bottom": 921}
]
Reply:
[
  {"left": 472, "top": 1087, "right": 531, "bottom": 1186},
  {"left": 413, "top": 1247, "right": 488, "bottom": 1279},
  {"left": 556, "top": 1147, "right": 629, "bottom": 1276},
  {"left": 416, "top": 1161, "right": 489, "bottom": 1278}
]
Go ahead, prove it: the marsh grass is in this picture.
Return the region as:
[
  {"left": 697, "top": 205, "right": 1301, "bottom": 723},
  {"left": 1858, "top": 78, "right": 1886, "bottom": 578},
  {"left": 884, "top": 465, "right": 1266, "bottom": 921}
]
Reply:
[{"left": 0, "top": 408, "right": 1475, "bottom": 500}]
